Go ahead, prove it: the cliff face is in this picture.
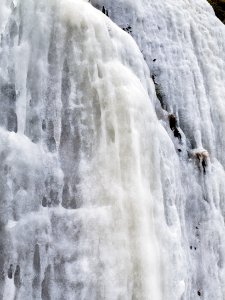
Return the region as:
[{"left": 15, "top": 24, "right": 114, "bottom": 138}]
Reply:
[{"left": 0, "top": 0, "right": 225, "bottom": 299}]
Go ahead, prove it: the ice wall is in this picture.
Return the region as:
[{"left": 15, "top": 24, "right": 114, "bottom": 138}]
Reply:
[
  {"left": 91, "top": 0, "right": 225, "bottom": 299},
  {"left": 0, "top": 0, "right": 225, "bottom": 299}
]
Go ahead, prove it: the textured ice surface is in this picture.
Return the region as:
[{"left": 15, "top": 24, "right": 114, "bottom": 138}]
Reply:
[{"left": 0, "top": 0, "right": 225, "bottom": 299}]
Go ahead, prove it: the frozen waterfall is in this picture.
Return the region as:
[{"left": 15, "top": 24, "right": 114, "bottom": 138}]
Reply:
[{"left": 0, "top": 0, "right": 225, "bottom": 299}]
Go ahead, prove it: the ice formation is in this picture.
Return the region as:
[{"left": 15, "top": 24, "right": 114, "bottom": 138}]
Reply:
[{"left": 0, "top": 0, "right": 225, "bottom": 299}]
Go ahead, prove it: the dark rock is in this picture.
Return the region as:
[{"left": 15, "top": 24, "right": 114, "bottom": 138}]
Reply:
[
  {"left": 193, "top": 150, "right": 209, "bottom": 174},
  {"left": 168, "top": 114, "right": 177, "bottom": 130},
  {"left": 174, "top": 128, "right": 181, "bottom": 140}
]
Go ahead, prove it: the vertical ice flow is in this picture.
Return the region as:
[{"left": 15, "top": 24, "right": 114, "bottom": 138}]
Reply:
[{"left": 0, "top": 0, "right": 225, "bottom": 299}]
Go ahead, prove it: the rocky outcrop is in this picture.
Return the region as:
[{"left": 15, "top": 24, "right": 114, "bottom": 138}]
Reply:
[{"left": 208, "top": 0, "right": 225, "bottom": 23}]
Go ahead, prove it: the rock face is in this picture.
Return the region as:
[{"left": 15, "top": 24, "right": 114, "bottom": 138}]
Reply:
[
  {"left": 0, "top": 0, "right": 225, "bottom": 299},
  {"left": 207, "top": 0, "right": 225, "bottom": 23}
]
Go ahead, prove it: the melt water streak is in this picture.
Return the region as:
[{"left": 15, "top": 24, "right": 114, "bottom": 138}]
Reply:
[{"left": 0, "top": 0, "right": 167, "bottom": 299}]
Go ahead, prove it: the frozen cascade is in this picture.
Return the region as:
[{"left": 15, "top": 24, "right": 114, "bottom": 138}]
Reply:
[{"left": 0, "top": 0, "right": 225, "bottom": 299}]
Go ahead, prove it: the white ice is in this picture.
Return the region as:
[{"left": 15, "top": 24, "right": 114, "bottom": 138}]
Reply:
[{"left": 0, "top": 0, "right": 225, "bottom": 299}]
